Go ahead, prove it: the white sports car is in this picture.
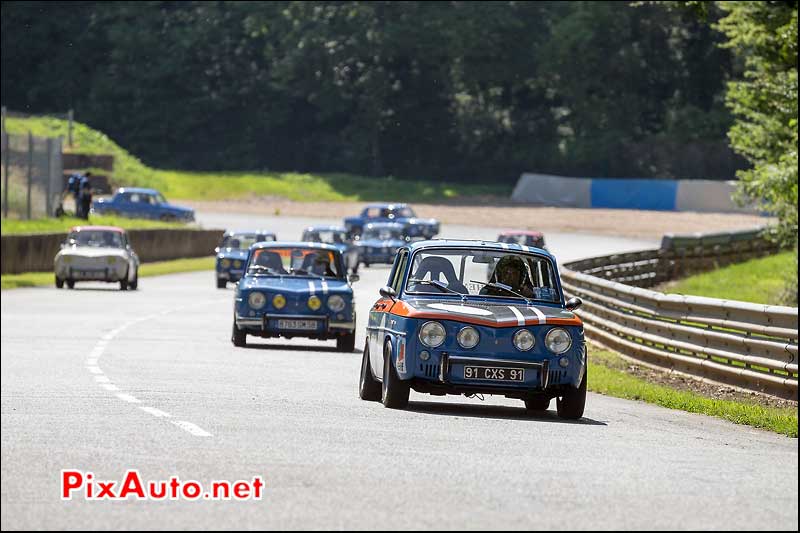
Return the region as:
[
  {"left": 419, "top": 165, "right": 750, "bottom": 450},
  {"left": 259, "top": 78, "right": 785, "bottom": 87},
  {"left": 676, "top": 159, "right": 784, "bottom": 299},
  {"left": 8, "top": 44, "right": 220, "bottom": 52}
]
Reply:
[{"left": 54, "top": 226, "right": 140, "bottom": 290}]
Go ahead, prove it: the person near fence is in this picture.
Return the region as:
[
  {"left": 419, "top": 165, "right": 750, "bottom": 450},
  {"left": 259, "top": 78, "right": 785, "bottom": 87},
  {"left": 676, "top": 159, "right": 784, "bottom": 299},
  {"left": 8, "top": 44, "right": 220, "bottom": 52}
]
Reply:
[
  {"left": 77, "top": 177, "right": 93, "bottom": 220},
  {"left": 62, "top": 171, "right": 92, "bottom": 217}
]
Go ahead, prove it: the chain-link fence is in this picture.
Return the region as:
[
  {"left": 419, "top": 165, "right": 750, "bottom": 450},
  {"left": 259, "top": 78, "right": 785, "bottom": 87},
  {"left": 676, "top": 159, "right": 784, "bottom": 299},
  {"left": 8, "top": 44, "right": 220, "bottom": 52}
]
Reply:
[{"left": 1, "top": 131, "right": 63, "bottom": 219}]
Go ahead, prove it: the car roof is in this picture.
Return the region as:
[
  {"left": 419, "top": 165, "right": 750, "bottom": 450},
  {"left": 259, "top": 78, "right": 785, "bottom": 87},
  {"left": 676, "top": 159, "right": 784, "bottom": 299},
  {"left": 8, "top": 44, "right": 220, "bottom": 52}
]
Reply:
[
  {"left": 249, "top": 241, "right": 340, "bottom": 252},
  {"left": 304, "top": 225, "right": 347, "bottom": 232},
  {"left": 364, "top": 222, "right": 406, "bottom": 229},
  {"left": 499, "top": 230, "right": 544, "bottom": 237},
  {"left": 224, "top": 229, "right": 276, "bottom": 236},
  {"left": 405, "top": 239, "right": 553, "bottom": 258},
  {"left": 364, "top": 203, "right": 409, "bottom": 209},
  {"left": 69, "top": 225, "right": 125, "bottom": 233},
  {"left": 117, "top": 187, "right": 160, "bottom": 195}
]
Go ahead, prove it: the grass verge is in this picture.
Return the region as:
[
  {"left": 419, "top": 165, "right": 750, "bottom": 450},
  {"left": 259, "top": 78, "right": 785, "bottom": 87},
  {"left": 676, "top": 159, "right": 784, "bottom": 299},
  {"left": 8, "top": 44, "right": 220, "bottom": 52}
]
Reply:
[
  {"left": 1, "top": 257, "right": 214, "bottom": 290},
  {"left": 4, "top": 116, "right": 511, "bottom": 202},
  {"left": 588, "top": 344, "right": 798, "bottom": 437},
  {"left": 1, "top": 214, "right": 188, "bottom": 235},
  {"left": 659, "top": 251, "right": 796, "bottom": 305}
]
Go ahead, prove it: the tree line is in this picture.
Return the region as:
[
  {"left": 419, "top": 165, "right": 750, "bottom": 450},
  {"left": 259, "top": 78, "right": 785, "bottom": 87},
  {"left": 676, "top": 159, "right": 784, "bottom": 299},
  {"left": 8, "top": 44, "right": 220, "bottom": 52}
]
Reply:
[{"left": 2, "top": 1, "right": 749, "bottom": 184}]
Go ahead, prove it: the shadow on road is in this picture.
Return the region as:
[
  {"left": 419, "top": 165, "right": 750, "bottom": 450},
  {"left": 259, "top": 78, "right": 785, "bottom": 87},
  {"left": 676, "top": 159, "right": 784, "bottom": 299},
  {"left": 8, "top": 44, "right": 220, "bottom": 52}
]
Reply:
[
  {"left": 239, "top": 342, "right": 357, "bottom": 355},
  {"left": 406, "top": 400, "right": 607, "bottom": 426}
]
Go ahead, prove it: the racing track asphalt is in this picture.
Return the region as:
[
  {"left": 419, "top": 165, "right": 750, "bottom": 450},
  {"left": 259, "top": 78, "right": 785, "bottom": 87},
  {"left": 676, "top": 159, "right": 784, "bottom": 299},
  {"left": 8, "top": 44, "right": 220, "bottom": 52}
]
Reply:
[{"left": 1, "top": 214, "right": 797, "bottom": 530}]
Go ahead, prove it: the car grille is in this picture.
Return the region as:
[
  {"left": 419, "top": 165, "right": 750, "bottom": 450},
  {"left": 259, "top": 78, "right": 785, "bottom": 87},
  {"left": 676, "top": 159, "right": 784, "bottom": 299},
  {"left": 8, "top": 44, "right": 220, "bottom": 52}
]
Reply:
[
  {"left": 420, "top": 363, "right": 438, "bottom": 378},
  {"left": 548, "top": 368, "right": 568, "bottom": 386}
]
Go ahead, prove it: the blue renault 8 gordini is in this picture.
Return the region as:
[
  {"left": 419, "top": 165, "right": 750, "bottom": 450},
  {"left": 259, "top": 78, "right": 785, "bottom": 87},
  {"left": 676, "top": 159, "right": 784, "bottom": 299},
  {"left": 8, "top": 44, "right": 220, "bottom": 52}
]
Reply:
[
  {"left": 354, "top": 222, "right": 409, "bottom": 268},
  {"left": 358, "top": 240, "right": 587, "bottom": 419},
  {"left": 215, "top": 230, "right": 276, "bottom": 288},
  {"left": 301, "top": 225, "right": 360, "bottom": 274},
  {"left": 232, "top": 242, "right": 359, "bottom": 351}
]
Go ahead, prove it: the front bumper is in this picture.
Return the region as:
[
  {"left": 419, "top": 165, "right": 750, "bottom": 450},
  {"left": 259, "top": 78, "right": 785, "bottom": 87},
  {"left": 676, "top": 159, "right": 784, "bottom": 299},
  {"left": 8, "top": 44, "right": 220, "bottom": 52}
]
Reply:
[
  {"left": 236, "top": 313, "right": 355, "bottom": 338},
  {"left": 218, "top": 269, "right": 244, "bottom": 281}
]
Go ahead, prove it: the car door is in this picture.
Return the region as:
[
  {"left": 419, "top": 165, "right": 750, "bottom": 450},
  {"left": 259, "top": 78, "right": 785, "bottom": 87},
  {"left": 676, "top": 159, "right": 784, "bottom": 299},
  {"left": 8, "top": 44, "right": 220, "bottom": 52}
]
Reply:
[{"left": 369, "top": 250, "right": 408, "bottom": 376}]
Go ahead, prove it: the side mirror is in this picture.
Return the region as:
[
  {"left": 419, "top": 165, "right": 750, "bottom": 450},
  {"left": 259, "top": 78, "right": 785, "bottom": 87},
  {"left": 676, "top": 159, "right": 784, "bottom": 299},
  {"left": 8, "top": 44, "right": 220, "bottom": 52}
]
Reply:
[
  {"left": 348, "top": 273, "right": 360, "bottom": 283},
  {"left": 565, "top": 297, "right": 582, "bottom": 311},
  {"left": 379, "top": 286, "right": 397, "bottom": 300}
]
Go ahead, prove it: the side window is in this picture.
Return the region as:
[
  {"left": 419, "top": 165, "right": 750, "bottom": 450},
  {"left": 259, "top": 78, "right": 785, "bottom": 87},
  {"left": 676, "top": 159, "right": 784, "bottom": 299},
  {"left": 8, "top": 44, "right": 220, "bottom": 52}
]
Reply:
[
  {"left": 129, "top": 193, "right": 141, "bottom": 203},
  {"left": 366, "top": 208, "right": 380, "bottom": 218},
  {"left": 118, "top": 193, "right": 131, "bottom": 203},
  {"left": 389, "top": 251, "right": 409, "bottom": 293}
]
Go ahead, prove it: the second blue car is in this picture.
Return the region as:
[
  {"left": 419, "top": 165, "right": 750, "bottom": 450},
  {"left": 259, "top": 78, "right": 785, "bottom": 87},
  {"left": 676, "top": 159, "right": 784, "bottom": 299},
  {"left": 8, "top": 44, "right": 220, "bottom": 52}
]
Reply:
[{"left": 216, "top": 230, "right": 277, "bottom": 288}]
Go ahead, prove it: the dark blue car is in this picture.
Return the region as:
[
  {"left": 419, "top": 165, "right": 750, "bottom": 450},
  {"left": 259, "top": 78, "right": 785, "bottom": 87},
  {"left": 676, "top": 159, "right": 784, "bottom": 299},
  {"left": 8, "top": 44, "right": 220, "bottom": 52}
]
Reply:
[
  {"left": 92, "top": 187, "right": 195, "bottom": 222},
  {"left": 354, "top": 222, "right": 408, "bottom": 267},
  {"left": 231, "top": 242, "right": 359, "bottom": 351},
  {"left": 344, "top": 203, "right": 439, "bottom": 239},
  {"left": 215, "top": 230, "right": 277, "bottom": 288},
  {"left": 301, "top": 225, "right": 360, "bottom": 274},
  {"left": 358, "top": 239, "right": 587, "bottom": 419}
]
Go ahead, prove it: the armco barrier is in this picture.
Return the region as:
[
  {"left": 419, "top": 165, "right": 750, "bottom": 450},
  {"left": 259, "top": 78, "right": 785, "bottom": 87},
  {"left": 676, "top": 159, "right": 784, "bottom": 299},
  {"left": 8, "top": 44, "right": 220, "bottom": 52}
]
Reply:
[
  {"left": 562, "top": 228, "right": 797, "bottom": 400},
  {"left": 1, "top": 228, "right": 224, "bottom": 274}
]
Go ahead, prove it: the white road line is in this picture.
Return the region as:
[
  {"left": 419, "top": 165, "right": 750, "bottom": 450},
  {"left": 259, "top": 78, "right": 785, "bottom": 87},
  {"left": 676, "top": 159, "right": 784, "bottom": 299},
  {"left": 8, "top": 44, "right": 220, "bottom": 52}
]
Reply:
[
  {"left": 86, "top": 366, "right": 103, "bottom": 374},
  {"left": 94, "top": 375, "right": 110, "bottom": 383},
  {"left": 86, "top": 358, "right": 98, "bottom": 366},
  {"left": 115, "top": 393, "right": 141, "bottom": 403},
  {"left": 139, "top": 406, "right": 171, "bottom": 418},
  {"left": 172, "top": 421, "right": 213, "bottom": 437},
  {"left": 101, "top": 384, "right": 119, "bottom": 391}
]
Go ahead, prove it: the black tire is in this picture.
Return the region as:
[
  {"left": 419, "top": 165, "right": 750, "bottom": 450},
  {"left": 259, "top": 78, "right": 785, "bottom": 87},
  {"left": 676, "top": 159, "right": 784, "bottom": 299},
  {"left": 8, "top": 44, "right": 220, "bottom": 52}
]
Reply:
[
  {"left": 55, "top": 276, "right": 64, "bottom": 289},
  {"left": 381, "top": 341, "right": 409, "bottom": 409},
  {"left": 160, "top": 214, "right": 177, "bottom": 222},
  {"left": 337, "top": 331, "right": 356, "bottom": 352},
  {"left": 364, "top": 262, "right": 370, "bottom": 268},
  {"left": 556, "top": 368, "right": 587, "bottom": 420},
  {"left": 524, "top": 397, "right": 551, "bottom": 412},
  {"left": 217, "top": 278, "right": 227, "bottom": 289},
  {"left": 66, "top": 279, "right": 75, "bottom": 289},
  {"left": 359, "top": 343, "right": 381, "bottom": 401},
  {"left": 231, "top": 320, "right": 247, "bottom": 347},
  {"left": 129, "top": 272, "right": 138, "bottom": 290},
  {"left": 119, "top": 277, "right": 128, "bottom": 291}
]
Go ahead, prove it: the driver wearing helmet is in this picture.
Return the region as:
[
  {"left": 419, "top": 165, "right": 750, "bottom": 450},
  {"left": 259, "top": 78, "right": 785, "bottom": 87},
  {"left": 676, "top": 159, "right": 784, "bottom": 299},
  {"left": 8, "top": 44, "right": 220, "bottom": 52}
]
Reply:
[{"left": 480, "top": 255, "right": 535, "bottom": 298}]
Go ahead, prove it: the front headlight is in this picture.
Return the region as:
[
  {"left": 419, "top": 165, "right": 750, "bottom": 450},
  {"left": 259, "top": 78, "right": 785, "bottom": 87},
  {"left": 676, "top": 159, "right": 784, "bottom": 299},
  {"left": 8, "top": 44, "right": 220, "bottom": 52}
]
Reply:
[
  {"left": 106, "top": 256, "right": 117, "bottom": 265},
  {"left": 513, "top": 329, "right": 535, "bottom": 351},
  {"left": 233, "top": 260, "right": 242, "bottom": 268},
  {"left": 457, "top": 326, "right": 480, "bottom": 349},
  {"left": 327, "top": 295, "right": 345, "bottom": 312},
  {"left": 248, "top": 292, "right": 266, "bottom": 310},
  {"left": 221, "top": 259, "right": 231, "bottom": 268},
  {"left": 63, "top": 256, "right": 73, "bottom": 264},
  {"left": 272, "top": 293, "right": 286, "bottom": 309},
  {"left": 308, "top": 295, "right": 322, "bottom": 311},
  {"left": 419, "top": 321, "right": 446, "bottom": 348},
  {"left": 545, "top": 328, "right": 572, "bottom": 354}
]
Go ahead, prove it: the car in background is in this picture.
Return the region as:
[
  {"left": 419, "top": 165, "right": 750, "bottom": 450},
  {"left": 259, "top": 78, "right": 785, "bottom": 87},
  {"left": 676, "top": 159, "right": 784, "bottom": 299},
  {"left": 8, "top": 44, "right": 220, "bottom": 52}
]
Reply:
[
  {"left": 358, "top": 239, "right": 586, "bottom": 419},
  {"left": 54, "top": 226, "right": 140, "bottom": 291},
  {"left": 91, "top": 187, "right": 195, "bottom": 222},
  {"left": 354, "top": 222, "right": 408, "bottom": 267},
  {"left": 301, "top": 225, "right": 360, "bottom": 274},
  {"left": 231, "top": 242, "right": 358, "bottom": 351},
  {"left": 497, "top": 230, "right": 547, "bottom": 250},
  {"left": 344, "top": 203, "right": 439, "bottom": 240},
  {"left": 216, "top": 230, "right": 277, "bottom": 288}
]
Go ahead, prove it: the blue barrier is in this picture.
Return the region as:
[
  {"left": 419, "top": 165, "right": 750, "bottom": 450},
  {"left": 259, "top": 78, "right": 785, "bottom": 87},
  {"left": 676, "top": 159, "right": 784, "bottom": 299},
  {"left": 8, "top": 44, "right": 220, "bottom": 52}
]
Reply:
[{"left": 590, "top": 179, "right": 678, "bottom": 211}]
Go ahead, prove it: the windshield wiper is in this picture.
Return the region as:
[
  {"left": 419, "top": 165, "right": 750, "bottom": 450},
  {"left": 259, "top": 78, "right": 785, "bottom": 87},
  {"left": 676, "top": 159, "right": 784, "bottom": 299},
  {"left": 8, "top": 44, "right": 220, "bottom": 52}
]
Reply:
[
  {"left": 291, "top": 268, "right": 328, "bottom": 280},
  {"left": 470, "top": 279, "right": 532, "bottom": 305},
  {"left": 408, "top": 278, "right": 467, "bottom": 300},
  {"left": 248, "top": 265, "right": 283, "bottom": 277}
]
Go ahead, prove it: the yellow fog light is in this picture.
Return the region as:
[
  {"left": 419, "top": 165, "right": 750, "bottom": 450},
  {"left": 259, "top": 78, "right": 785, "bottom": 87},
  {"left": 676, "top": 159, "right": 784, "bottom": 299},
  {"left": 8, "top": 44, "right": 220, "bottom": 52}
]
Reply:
[
  {"left": 233, "top": 260, "right": 242, "bottom": 268},
  {"left": 273, "top": 294, "right": 286, "bottom": 309},
  {"left": 308, "top": 295, "right": 322, "bottom": 310},
  {"left": 221, "top": 259, "right": 231, "bottom": 268},
  {"left": 63, "top": 256, "right": 73, "bottom": 264},
  {"left": 106, "top": 256, "right": 117, "bottom": 265}
]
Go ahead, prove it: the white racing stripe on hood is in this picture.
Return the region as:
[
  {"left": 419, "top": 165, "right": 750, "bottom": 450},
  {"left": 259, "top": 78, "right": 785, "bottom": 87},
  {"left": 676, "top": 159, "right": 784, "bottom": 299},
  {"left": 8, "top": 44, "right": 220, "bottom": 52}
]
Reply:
[
  {"left": 308, "top": 280, "right": 315, "bottom": 293},
  {"left": 528, "top": 306, "right": 547, "bottom": 324},
  {"left": 508, "top": 306, "right": 525, "bottom": 326},
  {"left": 321, "top": 279, "right": 329, "bottom": 294}
]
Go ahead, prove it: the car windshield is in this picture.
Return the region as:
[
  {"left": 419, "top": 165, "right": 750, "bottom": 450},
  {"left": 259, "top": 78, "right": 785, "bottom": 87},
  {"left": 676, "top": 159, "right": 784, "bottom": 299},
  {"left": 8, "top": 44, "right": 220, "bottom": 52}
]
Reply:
[
  {"left": 247, "top": 247, "right": 343, "bottom": 278},
  {"left": 390, "top": 207, "right": 415, "bottom": 218},
  {"left": 221, "top": 234, "right": 270, "bottom": 249},
  {"left": 155, "top": 192, "right": 167, "bottom": 204},
  {"left": 304, "top": 230, "right": 347, "bottom": 245},
  {"left": 405, "top": 248, "right": 560, "bottom": 303},
  {"left": 67, "top": 230, "right": 124, "bottom": 248},
  {"left": 363, "top": 227, "right": 403, "bottom": 240}
]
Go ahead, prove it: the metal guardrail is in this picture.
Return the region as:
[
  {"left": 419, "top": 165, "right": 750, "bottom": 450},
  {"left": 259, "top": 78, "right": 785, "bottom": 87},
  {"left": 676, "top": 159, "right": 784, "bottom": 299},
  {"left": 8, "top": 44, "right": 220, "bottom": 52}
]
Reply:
[{"left": 562, "top": 228, "right": 798, "bottom": 400}]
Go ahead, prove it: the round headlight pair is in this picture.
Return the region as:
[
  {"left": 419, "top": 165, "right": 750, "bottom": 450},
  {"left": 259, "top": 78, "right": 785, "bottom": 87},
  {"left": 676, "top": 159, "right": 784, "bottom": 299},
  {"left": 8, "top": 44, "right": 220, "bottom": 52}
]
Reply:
[
  {"left": 419, "top": 321, "right": 446, "bottom": 348},
  {"left": 512, "top": 327, "right": 572, "bottom": 354},
  {"left": 248, "top": 291, "right": 266, "bottom": 309},
  {"left": 327, "top": 295, "right": 346, "bottom": 312}
]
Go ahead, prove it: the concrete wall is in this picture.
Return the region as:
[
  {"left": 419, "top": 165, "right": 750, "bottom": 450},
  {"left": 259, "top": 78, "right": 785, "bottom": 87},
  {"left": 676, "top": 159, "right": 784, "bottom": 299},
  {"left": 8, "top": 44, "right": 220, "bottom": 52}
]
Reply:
[
  {"left": 1, "top": 228, "right": 224, "bottom": 274},
  {"left": 512, "top": 173, "right": 758, "bottom": 213}
]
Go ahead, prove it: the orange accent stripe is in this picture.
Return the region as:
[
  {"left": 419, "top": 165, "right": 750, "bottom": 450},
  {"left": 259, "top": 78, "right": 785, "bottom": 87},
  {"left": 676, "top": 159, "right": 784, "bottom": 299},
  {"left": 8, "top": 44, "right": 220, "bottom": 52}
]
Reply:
[{"left": 387, "top": 300, "right": 582, "bottom": 328}]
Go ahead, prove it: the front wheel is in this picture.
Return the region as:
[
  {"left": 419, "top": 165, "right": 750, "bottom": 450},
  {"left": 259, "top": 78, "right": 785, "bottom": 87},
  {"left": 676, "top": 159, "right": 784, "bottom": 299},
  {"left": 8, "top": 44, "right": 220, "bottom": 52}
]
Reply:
[
  {"left": 359, "top": 343, "right": 381, "bottom": 401},
  {"left": 217, "top": 278, "right": 227, "bottom": 289},
  {"left": 337, "top": 331, "right": 356, "bottom": 352},
  {"left": 55, "top": 276, "right": 64, "bottom": 289},
  {"left": 66, "top": 279, "right": 75, "bottom": 289},
  {"left": 119, "top": 277, "right": 128, "bottom": 291},
  {"left": 556, "top": 369, "right": 587, "bottom": 420},
  {"left": 381, "top": 341, "right": 409, "bottom": 409},
  {"left": 129, "top": 270, "right": 138, "bottom": 290},
  {"left": 231, "top": 320, "right": 247, "bottom": 347}
]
